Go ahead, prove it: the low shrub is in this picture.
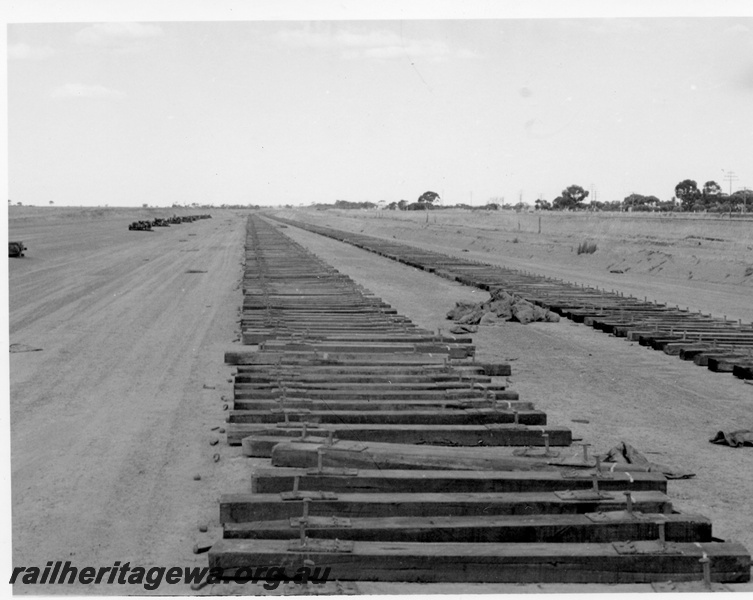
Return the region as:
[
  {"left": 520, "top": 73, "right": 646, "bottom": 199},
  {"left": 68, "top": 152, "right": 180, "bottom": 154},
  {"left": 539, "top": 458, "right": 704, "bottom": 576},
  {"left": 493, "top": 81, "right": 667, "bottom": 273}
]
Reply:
[{"left": 577, "top": 240, "right": 598, "bottom": 255}]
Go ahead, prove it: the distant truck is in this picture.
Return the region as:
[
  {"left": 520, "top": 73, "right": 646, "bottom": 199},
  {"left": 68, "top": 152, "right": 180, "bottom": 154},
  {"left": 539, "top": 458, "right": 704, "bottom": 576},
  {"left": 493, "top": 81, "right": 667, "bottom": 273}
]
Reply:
[{"left": 9, "top": 241, "right": 26, "bottom": 257}]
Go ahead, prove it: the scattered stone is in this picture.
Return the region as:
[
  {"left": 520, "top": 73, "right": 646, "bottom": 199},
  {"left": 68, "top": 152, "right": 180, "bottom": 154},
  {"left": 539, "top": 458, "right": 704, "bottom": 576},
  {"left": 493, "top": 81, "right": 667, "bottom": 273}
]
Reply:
[
  {"left": 447, "top": 288, "right": 560, "bottom": 326},
  {"left": 193, "top": 544, "right": 211, "bottom": 554}
]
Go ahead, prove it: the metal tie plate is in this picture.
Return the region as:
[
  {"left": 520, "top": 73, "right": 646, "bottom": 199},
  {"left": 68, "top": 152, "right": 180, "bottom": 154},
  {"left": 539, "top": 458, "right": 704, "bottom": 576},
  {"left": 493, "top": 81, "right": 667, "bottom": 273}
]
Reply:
[
  {"left": 305, "top": 467, "right": 359, "bottom": 477},
  {"left": 560, "top": 468, "right": 614, "bottom": 480},
  {"left": 554, "top": 490, "right": 615, "bottom": 501},
  {"left": 289, "top": 516, "right": 352, "bottom": 529},
  {"left": 287, "top": 538, "right": 354, "bottom": 553},
  {"left": 585, "top": 510, "right": 649, "bottom": 522},
  {"left": 280, "top": 490, "right": 338, "bottom": 501},
  {"left": 612, "top": 540, "right": 676, "bottom": 555}
]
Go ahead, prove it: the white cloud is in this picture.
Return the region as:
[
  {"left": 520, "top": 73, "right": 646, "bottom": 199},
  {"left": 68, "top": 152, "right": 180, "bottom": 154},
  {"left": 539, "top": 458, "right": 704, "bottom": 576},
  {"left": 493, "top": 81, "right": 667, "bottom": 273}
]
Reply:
[
  {"left": 273, "top": 26, "right": 479, "bottom": 61},
  {"left": 9, "top": 42, "right": 56, "bottom": 60},
  {"left": 51, "top": 83, "right": 125, "bottom": 99},
  {"left": 73, "top": 22, "right": 164, "bottom": 46}
]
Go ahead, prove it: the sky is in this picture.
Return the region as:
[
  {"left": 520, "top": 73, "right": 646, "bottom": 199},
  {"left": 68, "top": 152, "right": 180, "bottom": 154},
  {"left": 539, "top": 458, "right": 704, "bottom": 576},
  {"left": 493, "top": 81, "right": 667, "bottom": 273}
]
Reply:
[{"left": 5, "top": 2, "right": 753, "bottom": 207}]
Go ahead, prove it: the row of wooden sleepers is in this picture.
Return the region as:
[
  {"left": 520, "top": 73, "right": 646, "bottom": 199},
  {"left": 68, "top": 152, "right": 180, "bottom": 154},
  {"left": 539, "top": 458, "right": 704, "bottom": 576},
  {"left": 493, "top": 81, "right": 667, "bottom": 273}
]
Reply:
[
  {"left": 267, "top": 215, "right": 753, "bottom": 381},
  {"left": 207, "top": 214, "right": 750, "bottom": 587}
]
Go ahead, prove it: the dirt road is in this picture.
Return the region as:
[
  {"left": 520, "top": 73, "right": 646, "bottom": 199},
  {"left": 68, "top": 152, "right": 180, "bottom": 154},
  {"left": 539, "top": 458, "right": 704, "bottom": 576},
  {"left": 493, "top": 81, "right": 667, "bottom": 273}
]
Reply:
[{"left": 9, "top": 210, "right": 245, "bottom": 594}]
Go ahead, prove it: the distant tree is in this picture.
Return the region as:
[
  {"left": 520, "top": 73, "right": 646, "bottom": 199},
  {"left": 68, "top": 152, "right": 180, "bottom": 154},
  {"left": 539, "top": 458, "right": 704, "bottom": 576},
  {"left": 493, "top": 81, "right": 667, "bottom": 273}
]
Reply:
[
  {"left": 562, "top": 185, "right": 589, "bottom": 207},
  {"left": 397, "top": 199, "right": 408, "bottom": 210},
  {"left": 387, "top": 201, "right": 398, "bottom": 210},
  {"left": 708, "top": 200, "right": 732, "bottom": 214},
  {"left": 702, "top": 180, "right": 722, "bottom": 198},
  {"left": 417, "top": 191, "right": 440, "bottom": 205},
  {"left": 334, "top": 200, "right": 377, "bottom": 209},
  {"left": 142, "top": 203, "right": 148, "bottom": 208},
  {"left": 16, "top": 202, "right": 22, "bottom": 206},
  {"left": 622, "top": 194, "right": 643, "bottom": 211},
  {"left": 730, "top": 189, "right": 753, "bottom": 212},
  {"left": 553, "top": 185, "right": 589, "bottom": 210},
  {"left": 674, "top": 179, "right": 702, "bottom": 211},
  {"left": 534, "top": 198, "right": 552, "bottom": 211},
  {"left": 622, "top": 193, "right": 660, "bottom": 211},
  {"left": 590, "top": 200, "right": 620, "bottom": 212},
  {"left": 49, "top": 200, "right": 54, "bottom": 205},
  {"left": 656, "top": 198, "right": 679, "bottom": 212},
  {"left": 485, "top": 203, "right": 499, "bottom": 210}
]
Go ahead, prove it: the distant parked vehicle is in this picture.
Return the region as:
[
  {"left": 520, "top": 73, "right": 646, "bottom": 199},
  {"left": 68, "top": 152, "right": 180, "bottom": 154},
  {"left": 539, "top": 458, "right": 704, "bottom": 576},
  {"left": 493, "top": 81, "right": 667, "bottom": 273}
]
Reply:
[{"left": 9, "top": 241, "right": 26, "bottom": 257}]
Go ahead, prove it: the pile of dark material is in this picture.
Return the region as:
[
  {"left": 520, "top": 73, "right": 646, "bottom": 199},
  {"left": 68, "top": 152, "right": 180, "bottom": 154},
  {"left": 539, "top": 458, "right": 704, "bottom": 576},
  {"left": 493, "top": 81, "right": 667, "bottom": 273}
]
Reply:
[
  {"left": 9, "top": 241, "right": 26, "bottom": 257},
  {"left": 128, "top": 220, "right": 153, "bottom": 231},
  {"left": 128, "top": 214, "right": 212, "bottom": 231},
  {"left": 167, "top": 214, "right": 213, "bottom": 224},
  {"left": 447, "top": 288, "right": 560, "bottom": 330}
]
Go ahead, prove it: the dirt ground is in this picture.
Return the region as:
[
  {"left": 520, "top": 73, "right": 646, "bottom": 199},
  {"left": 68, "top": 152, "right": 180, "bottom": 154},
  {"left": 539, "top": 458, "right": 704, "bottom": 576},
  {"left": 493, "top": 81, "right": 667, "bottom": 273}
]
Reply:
[
  {"left": 6, "top": 207, "right": 753, "bottom": 595},
  {"left": 8, "top": 208, "right": 247, "bottom": 595}
]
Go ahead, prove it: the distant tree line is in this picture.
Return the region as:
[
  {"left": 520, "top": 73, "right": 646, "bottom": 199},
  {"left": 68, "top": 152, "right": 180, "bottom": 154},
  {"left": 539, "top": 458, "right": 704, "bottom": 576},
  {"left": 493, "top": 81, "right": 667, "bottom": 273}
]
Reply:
[
  {"left": 531, "top": 180, "right": 752, "bottom": 213},
  {"left": 313, "top": 181, "right": 752, "bottom": 214}
]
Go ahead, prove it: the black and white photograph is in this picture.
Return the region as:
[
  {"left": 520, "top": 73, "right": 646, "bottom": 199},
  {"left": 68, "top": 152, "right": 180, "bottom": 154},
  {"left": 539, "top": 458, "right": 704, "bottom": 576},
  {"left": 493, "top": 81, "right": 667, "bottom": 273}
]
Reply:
[{"left": 5, "top": 0, "right": 753, "bottom": 594}]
